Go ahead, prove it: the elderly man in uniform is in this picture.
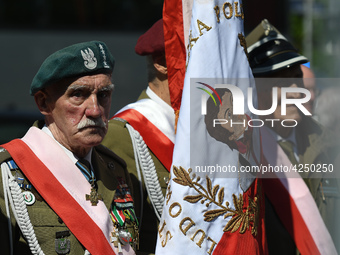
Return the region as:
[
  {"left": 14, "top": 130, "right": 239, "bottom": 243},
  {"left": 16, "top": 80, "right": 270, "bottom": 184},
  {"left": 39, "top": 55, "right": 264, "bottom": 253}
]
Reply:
[
  {"left": 0, "top": 41, "right": 138, "bottom": 255},
  {"left": 102, "top": 19, "right": 174, "bottom": 254},
  {"left": 246, "top": 19, "right": 340, "bottom": 254}
]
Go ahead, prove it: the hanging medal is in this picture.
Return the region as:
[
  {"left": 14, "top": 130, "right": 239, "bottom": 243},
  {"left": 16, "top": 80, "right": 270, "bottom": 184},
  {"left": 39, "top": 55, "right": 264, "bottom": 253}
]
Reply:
[
  {"left": 76, "top": 159, "right": 103, "bottom": 206},
  {"left": 22, "top": 190, "right": 36, "bottom": 205},
  {"left": 7, "top": 160, "right": 36, "bottom": 206},
  {"left": 110, "top": 177, "right": 139, "bottom": 251},
  {"left": 55, "top": 230, "right": 71, "bottom": 254}
]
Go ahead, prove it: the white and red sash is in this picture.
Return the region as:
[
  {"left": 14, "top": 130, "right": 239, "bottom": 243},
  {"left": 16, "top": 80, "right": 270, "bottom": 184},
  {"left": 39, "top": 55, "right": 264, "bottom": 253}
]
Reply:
[
  {"left": 261, "top": 126, "right": 337, "bottom": 255},
  {"left": 114, "top": 98, "right": 175, "bottom": 172},
  {"left": 2, "top": 127, "right": 135, "bottom": 255}
]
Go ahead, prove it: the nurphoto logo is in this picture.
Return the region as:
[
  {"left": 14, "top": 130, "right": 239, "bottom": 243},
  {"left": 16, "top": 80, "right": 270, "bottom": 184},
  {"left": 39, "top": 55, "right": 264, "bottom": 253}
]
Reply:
[{"left": 198, "top": 81, "right": 312, "bottom": 128}]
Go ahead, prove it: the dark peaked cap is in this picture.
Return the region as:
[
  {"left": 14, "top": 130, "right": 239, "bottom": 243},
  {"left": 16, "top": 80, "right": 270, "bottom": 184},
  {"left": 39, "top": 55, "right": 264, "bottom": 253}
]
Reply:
[
  {"left": 135, "top": 19, "right": 165, "bottom": 56},
  {"left": 246, "top": 19, "right": 308, "bottom": 75}
]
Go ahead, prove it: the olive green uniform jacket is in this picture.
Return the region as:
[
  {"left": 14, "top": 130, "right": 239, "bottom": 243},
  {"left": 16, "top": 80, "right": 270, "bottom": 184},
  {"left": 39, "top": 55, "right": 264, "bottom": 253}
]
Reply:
[
  {"left": 265, "top": 116, "right": 340, "bottom": 254},
  {"left": 0, "top": 126, "right": 133, "bottom": 255},
  {"left": 102, "top": 91, "right": 170, "bottom": 255}
]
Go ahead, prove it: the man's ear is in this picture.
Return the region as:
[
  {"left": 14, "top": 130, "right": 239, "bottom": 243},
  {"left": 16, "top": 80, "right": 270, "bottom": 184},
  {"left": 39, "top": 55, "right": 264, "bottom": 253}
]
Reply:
[
  {"left": 34, "top": 90, "right": 52, "bottom": 115},
  {"left": 152, "top": 54, "right": 168, "bottom": 75}
]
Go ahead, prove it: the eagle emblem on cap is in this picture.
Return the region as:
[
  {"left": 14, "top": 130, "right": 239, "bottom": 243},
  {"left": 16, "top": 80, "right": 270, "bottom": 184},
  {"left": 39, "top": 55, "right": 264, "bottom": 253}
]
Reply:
[{"left": 81, "top": 48, "right": 97, "bottom": 70}]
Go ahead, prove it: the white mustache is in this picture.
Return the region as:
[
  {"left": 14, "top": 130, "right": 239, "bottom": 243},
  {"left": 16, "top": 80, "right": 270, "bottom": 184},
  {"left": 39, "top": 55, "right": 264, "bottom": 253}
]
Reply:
[{"left": 77, "top": 118, "right": 106, "bottom": 130}]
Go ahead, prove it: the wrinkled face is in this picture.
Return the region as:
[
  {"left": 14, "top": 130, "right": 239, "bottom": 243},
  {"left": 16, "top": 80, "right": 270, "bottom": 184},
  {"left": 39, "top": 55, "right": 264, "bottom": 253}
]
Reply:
[
  {"left": 41, "top": 73, "right": 113, "bottom": 154},
  {"left": 217, "top": 91, "right": 247, "bottom": 141},
  {"left": 256, "top": 65, "right": 304, "bottom": 124}
]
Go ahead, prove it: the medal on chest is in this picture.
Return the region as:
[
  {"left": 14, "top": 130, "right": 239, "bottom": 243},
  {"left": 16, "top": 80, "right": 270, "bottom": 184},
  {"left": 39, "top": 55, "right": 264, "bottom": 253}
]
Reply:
[
  {"left": 55, "top": 231, "right": 71, "bottom": 255},
  {"left": 76, "top": 159, "right": 103, "bottom": 206},
  {"left": 85, "top": 186, "right": 103, "bottom": 206},
  {"left": 8, "top": 160, "right": 36, "bottom": 206},
  {"left": 109, "top": 177, "right": 139, "bottom": 251}
]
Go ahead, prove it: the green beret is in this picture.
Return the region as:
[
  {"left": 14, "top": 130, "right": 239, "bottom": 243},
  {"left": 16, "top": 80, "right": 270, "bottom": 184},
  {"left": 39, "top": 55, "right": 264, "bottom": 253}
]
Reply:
[{"left": 30, "top": 41, "right": 115, "bottom": 95}]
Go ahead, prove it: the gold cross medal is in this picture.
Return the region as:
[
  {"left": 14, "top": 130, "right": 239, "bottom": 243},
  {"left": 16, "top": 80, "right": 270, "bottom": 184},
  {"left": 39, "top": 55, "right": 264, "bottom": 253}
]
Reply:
[{"left": 86, "top": 187, "right": 103, "bottom": 206}]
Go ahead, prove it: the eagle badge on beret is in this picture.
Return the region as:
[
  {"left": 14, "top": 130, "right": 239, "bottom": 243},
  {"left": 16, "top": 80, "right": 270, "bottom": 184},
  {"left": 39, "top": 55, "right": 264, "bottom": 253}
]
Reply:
[{"left": 81, "top": 48, "right": 98, "bottom": 70}]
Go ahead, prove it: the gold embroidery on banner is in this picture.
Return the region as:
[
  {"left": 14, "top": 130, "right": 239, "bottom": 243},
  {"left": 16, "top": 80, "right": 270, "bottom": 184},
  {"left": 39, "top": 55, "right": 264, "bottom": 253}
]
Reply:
[
  {"left": 186, "top": 30, "right": 199, "bottom": 69},
  {"left": 214, "top": 6, "right": 220, "bottom": 23},
  {"left": 197, "top": 20, "right": 212, "bottom": 36},
  {"left": 174, "top": 110, "right": 180, "bottom": 134},
  {"left": 190, "top": 229, "right": 206, "bottom": 248},
  {"left": 186, "top": 51, "right": 191, "bottom": 70},
  {"left": 166, "top": 183, "right": 172, "bottom": 205},
  {"left": 234, "top": 2, "right": 244, "bottom": 19},
  {"left": 158, "top": 220, "right": 173, "bottom": 247},
  {"left": 216, "top": 2, "right": 245, "bottom": 22},
  {"left": 223, "top": 194, "right": 251, "bottom": 233},
  {"left": 179, "top": 217, "right": 196, "bottom": 235},
  {"left": 169, "top": 202, "right": 182, "bottom": 218},
  {"left": 162, "top": 231, "right": 173, "bottom": 247},
  {"left": 207, "top": 236, "right": 217, "bottom": 255},
  {"left": 238, "top": 33, "right": 249, "bottom": 60},
  {"left": 251, "top": 181, "right": 261, "bottom": 236},
  {"left": 158, "top": 220, "right": 166, "bottom": 238},
  {"left": 188, "top": 30, "right": 199, "bottom": 51},
  {"left": 173, "top": 166, "right": 259, "bottom": 236},
  {"left": 222, "top": 2, "right": 233, "bottom": 19}
]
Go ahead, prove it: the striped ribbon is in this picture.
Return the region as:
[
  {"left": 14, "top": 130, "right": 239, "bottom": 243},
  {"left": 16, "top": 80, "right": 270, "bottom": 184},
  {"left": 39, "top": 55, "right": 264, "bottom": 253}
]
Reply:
[
  {"left": 110, "top": 204, "right": 125, "bottom": 226},
  {"left": 75, "top": 159, "right": 96, "bottom": 186}
]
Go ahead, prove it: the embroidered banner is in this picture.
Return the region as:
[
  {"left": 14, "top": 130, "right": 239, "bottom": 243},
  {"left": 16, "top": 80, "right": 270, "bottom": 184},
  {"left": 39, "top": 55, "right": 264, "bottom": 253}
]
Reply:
[{"left": 156, "top": 1, "right": 266, "bottom": 254}]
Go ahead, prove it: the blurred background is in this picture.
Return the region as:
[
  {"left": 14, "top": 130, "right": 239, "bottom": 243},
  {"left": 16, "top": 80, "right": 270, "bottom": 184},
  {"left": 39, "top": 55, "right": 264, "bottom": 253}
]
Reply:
[{"left": 0, "top": 0, "right": 339, "bottom": 143}]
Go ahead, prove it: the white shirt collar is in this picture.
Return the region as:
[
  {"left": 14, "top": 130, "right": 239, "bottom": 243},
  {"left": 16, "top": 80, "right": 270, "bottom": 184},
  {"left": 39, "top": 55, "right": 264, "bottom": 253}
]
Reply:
[
  {"left": 42, "top": 125, "right": 93, "bottom": 166},
  {"left": 146, "top": 86, "right": 174, "bottom": 115}
]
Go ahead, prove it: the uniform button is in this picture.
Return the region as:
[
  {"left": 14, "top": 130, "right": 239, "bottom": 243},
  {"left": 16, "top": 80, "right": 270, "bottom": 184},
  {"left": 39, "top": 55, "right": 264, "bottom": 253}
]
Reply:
[
  {"left": 108, "top": 162, "right": 115, "bottom": 170},
  {"left": 163, "top": 176, "right": 170, "bottom": 185},
  {"left": 58, "top": 217, "right": 63, "bottom": 224}
]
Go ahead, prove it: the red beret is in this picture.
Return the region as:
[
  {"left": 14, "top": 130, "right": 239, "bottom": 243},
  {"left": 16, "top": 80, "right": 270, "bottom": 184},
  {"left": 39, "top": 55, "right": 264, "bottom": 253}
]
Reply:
[{"left": 135, "top": 19, "right": 165, "bottom": 56}]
